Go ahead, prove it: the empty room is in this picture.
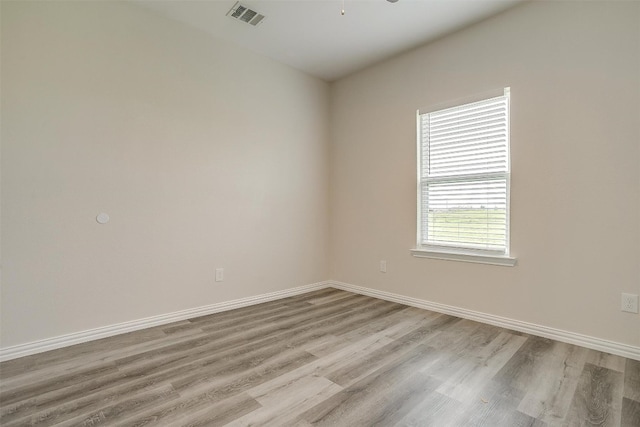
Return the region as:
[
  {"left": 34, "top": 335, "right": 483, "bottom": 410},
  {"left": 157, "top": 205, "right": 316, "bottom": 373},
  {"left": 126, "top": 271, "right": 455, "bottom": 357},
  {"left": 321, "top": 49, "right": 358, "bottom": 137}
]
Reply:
[{"left": 1, "top": 0, "right": 639, "bottom": 425}]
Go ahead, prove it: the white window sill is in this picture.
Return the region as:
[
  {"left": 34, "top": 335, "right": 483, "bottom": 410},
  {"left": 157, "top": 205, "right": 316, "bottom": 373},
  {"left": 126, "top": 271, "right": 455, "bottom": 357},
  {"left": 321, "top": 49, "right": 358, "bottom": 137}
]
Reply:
[{"left": 410, "top": 248, "right": 517, "bottom": 267}]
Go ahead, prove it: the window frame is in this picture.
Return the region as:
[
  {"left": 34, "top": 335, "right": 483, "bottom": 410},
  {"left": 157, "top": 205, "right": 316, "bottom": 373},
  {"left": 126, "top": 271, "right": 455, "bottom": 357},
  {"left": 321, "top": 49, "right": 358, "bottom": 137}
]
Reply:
[{"left": 412, "top": 88, "right": 516, "bottom": 267}]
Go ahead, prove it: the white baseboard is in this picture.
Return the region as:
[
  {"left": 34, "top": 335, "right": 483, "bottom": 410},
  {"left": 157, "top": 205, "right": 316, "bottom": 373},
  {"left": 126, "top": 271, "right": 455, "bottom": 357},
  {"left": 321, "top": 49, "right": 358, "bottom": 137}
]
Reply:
[
  {"left": 328, "top": 280, "right": 640, "bottom": 361},
  {"left": 3, "top": 280, "right": 638, "bottom": 362},
  {"left": 0, "top": 281, "right": 330, "bottom": 362}
]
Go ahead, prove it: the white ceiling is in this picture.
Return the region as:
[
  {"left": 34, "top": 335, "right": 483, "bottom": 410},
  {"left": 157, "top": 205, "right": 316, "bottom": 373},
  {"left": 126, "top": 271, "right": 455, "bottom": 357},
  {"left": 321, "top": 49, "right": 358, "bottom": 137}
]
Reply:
[{"left": 136, "top": 0, "right": 526, "bottom": 82}]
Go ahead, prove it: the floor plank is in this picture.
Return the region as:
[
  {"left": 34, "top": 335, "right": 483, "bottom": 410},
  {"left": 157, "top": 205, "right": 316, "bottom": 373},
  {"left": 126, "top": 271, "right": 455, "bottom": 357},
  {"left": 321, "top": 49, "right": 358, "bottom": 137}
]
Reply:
[
  {"left": 0, "top": 289, "right": 636, "bottom": 427},
  {"left": 517, "top": 342, "right": 588, "bottom": 424},
  {"left": 623, "top": 358, "right": 640, "bottom": 402},
  {"left": 299, "top": 344, "right": 443, "bottom": 426},
  {"left": 437, "top": 331, "right": 527, "bottom": 404},
  {"left": 564, "top": 363, "right": 624, "bottom": 426},
  {"left": 621, "top": 397, "right": 640, "bottom": 427}
]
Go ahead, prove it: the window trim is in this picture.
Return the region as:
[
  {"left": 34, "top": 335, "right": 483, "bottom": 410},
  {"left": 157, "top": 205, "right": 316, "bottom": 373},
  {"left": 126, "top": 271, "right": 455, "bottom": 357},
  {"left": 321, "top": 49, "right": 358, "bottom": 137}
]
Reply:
[
  {"left": 413, "top": 88, "right": 516, "bottom": 266},
  {"left": 410, "top": 248, "right": 517, "bottom": 267}
]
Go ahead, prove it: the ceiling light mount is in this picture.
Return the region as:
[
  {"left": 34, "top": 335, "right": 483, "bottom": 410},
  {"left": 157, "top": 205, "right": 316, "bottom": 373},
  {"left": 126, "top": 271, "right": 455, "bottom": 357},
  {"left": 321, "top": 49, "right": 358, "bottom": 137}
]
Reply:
[{"left": 342, "top": 0, "right": 398, "bottom": 16}]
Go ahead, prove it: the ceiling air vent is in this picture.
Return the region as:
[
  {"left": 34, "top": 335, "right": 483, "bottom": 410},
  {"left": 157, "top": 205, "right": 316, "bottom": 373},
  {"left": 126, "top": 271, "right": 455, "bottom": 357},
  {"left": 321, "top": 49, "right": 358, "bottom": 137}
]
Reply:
[{"left": 226, "top": 2, "right": 265, "bottom": 27}]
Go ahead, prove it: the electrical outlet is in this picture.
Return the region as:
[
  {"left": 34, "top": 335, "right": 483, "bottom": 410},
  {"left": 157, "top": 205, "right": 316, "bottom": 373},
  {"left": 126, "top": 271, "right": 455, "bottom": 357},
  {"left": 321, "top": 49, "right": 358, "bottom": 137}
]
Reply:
[
  {"left": 621, "top": 293, "right": 639, "bottom": 313},
  {"left": 380, "top": 260, "right": 387, "bottom": 273},
  {"left": 215, "top": 268, "right": 224, "bottom": 282}
]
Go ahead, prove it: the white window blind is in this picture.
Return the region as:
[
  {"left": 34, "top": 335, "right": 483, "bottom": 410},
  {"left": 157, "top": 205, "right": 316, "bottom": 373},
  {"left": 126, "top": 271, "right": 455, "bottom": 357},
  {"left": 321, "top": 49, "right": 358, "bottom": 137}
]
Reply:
[{"left": 418, "top": 89, "right": 510, "bottom": 255}]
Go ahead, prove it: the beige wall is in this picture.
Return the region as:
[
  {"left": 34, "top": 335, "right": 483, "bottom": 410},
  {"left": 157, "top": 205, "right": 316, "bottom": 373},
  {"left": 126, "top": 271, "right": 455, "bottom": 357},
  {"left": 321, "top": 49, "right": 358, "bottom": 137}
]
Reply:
[
  {"left": 1, "top": 1, "right": 329, "bottom": 347},
  {"left": 2, "top": 0, "right": 639, "bottom": 352},
  {"left": 329, "top": 1, "right": 640, "bottom": 346}
]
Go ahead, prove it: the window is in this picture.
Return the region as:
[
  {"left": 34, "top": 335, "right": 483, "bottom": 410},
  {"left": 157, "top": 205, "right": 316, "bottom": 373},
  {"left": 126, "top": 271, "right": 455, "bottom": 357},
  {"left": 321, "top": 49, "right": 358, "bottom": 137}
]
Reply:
[{"left": 412, "top": 88, "right": 515, "bottom": 266}]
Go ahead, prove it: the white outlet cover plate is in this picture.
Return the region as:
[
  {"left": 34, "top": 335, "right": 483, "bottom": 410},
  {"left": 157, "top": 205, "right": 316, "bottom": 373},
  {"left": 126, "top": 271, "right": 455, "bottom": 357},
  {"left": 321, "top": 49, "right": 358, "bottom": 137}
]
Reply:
[
  {"left": 621, "top": 293, "right": 639, "bottom": 314},
  {"left": 380, "top": 261, "right": 387, "bottom": 273}
]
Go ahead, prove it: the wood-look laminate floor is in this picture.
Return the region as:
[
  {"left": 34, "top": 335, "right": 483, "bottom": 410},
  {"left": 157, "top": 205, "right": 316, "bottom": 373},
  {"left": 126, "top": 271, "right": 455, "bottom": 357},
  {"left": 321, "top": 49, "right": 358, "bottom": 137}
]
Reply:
[{"left": 1, "top": 289, "right": 639, "bottom": 427}]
